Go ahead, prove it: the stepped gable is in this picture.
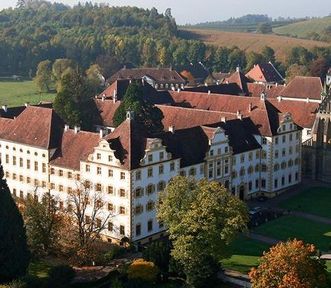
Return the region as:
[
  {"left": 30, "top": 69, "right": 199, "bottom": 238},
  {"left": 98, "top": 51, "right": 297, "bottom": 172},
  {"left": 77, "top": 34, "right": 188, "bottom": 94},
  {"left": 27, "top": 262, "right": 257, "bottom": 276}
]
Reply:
[
  {"left": 104, "top": 117, "right": 149, "bottom": 170},
  {"left": 109, "top": 67, "right": 185, "bottom": 85},
  {"left": 0, "top": 106, "right": 64, "bottom": 149},
  {"left": 51, "top": 130, "right": 100, "bottom": 170},
  {"left": 157, "top": 105, "right": 236, "bottom": 130},
  {"left": 223, "top": 70, "right": 252, "bottom": 95},
  {"left": 246, "top": 63, "right": 284, "bottom": 84},
  {"left": 279, "top": 76, "right": 323, "bottom": 100},
  {"left": 270, "top": 99, "right": 319, "bottom": 129}
]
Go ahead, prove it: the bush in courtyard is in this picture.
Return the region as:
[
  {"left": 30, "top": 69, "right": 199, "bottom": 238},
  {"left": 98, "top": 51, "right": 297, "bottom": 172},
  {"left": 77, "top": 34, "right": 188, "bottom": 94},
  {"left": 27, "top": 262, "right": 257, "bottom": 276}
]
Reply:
[
  {"left": 127, "top": 259, "right": 159, "bottom": 283},
  {"left": 47, "top": 265, "right": 75, "bottom": 288},
  {"left": 103, "top": 245, "right": 127, "bottom": 263}
]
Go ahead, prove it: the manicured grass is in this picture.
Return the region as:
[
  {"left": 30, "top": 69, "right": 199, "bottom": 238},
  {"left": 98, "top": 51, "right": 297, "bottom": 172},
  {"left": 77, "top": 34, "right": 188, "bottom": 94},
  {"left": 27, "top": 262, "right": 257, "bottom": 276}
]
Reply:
[
  {"left": 0, "top": 80, "right": 55, "bottom": 107},
  {"left": 222, "top": 235, "right": 270, "bottom": 274},
  {"left": 326, "top": 261, "right": 331, "bottom": 277},
  {"left": 254, "top": 216, "right": 331, "bottom": 251},
  {"left": 279, "top": 187, "right": 331, "bottom": 218}
]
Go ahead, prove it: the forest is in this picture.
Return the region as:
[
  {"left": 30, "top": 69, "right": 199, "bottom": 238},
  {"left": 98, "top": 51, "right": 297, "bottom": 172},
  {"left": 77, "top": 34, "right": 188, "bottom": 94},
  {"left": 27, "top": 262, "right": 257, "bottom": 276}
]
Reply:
[{"left": 0, "top": 1, "right": 331, "bottom": 80}]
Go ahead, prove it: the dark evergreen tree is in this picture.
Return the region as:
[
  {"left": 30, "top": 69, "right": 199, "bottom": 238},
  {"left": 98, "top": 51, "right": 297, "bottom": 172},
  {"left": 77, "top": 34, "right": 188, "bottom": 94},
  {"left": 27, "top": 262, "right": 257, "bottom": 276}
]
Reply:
[
  {"left": 0, "top": 165, "right": 30, "bottom": 283},
  {"left": 113, "top": 82, "right": 164, "bottom": 133}
]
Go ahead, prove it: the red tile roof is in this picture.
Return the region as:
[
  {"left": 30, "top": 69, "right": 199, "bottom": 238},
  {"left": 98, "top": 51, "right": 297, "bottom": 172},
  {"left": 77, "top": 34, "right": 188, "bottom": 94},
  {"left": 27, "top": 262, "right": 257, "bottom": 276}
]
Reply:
[
  {"left": 157, "top": 105, "right": 236, "bottom": 130},
  {"left": 246, "top": 63, "right": 284, "bottom": 84},
  {"left": 95, "top": 99, "right": 121, "bottom": 127},
  {"left": 270, "top": 99, "right": 319, "bottom": 128},
  {"left": 110, "top": 68, "right": 185, "bottom": 85},
  {"left": 51, "top": 130, "right": 100, "bottom": 170},
  {"left": 104, "top": 118, "right": 149, "bottom": 170},
  {"left": 223, "top": 71, "right": 252, "bottom": 95},
  {"left": 279, "top": 76, "right": 323, "bottom": 100},
  {"left": 0, "top": 106, "right": 64, "bottom": 149},
  {"left": 247, "top": 83, "right": 285, "bottom": 98}
]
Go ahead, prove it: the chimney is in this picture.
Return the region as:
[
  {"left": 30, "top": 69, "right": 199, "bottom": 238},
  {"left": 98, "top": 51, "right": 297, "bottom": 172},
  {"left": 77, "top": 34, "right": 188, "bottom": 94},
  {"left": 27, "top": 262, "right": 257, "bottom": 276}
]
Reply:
[
  {"left": 208, "top": 90, "right": 211, "bottom": 95},
  {"left": 248, "top": 103, "right": 253, "bottom": 112},
  {"left": 277, "top": 96, "right": 282, "bottom": 102},
  {"left": 113, "top": 90, "right": 117, "bottom": 103},
  {"left": 169, "top": 125, "right": 175, "bottom": 133},
  {"left": 25, "top": 102, "right": 29, "bottom": 107},
  {"left": 221, "top": 117, "right": 226, "bottom": 123},
  {"left": 236, "top": 66, "right": 240, "bottom": 72},
  {"left": 236, "top": 110, "right": 241, "bottom": 117},
  {"left": 99, "top": 129, "right": 104, "bottom": 139},
  {"left": 74, "top": 126, "right": 80, "bottom": 134},
  {"left": 306, "top": 98, "right": 310, "bottom": 103},
  {"left": 64, "top": 124, "right": 70, "bottom": 132},
  {"left": 205, "top": 83, "right": 208, "bottom": 87},
  {"left": 2, "top": 105, "right": 7, "bottom": 112},
  {"left": 177, "top": 88, "right": 180, "bottom": 93},
  {"left": 260, "top": 92, "right": 266, "bottom": 101}
]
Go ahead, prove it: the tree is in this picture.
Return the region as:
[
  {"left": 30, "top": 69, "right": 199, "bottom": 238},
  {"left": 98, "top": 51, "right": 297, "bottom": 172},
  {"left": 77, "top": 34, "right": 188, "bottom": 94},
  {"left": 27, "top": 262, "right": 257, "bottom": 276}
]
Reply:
[
  {"left": 23, "top": 193, "right": 63, "bottom": 255},
  {"left": 257, "top": 22, "right": 273, "bottom": 34},
  {"left": 246, "top": 51, "right": 264, "bottom": 71},
  {"left": 249, "top": 239, "right": 330, "bottom": 288},
  {"left": 52, "top": 59, "right": 74, "bottom": 91},
  {"left": 286, "top": 64, "right": 309, "bottom": 82},
  {"left": 143, "top": 240, "right": 171, "bottom": 277},
  {"left": 157, "top": 177, "right": 249, "bottom": 287},
  {"left": 0, "top": 165, "right": 30, "bottom": 282},
  {"left": 113, "top": 82, "right": 164, "bottom": 133},
  {"left": 65, "top": 181, "right": 114, "bottom": 263},
  {"left": 261, "top": 46, "right": 276, "bottom": 63},
  {"left": 86, "top": 64, "right": 104, "bottom": 94},
  {"left": 34, "top": 60, "right": 53, "bottom": 92}
]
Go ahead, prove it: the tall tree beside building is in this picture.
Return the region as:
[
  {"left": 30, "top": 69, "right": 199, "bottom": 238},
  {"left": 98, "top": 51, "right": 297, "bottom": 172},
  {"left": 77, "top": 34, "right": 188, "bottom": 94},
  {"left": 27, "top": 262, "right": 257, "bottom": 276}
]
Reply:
[
  {"left": 34, "top": 60, "right": 53, "bottom": 92},
  {"left": 113, "top": 82, "right": 164, "bottom": 133},
  {"left": 23, "top": 193, "right": 63, "bottom": 255},
  {"left": 157, "top": 177, "right": 249, "bottom": 287},
  {"left": 249, "top": 239, "right": 330, "bottom": 288},
  {"left": 0, "top": 165, "right": 30, "bottom": 282}
]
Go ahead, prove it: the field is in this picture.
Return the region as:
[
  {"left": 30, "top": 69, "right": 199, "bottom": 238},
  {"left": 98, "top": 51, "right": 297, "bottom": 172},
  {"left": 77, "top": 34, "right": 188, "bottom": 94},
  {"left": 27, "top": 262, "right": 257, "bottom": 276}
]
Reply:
[
  {"left": 0, "top": 80, "right": 55, "bottom": 107},
  {"left": 279, "top": 187, "right": 331, "bottom": 218},
  {"left": 274, "top": 16, "right": 331, "bottom": 39},
  {"left": 181, "top": 28, "right": 330, "bottom": 62}
]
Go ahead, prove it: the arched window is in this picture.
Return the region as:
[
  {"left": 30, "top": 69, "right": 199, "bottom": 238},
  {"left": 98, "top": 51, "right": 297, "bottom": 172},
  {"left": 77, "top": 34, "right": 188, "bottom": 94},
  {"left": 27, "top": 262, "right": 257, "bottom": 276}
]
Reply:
[
  {"left": 261, "top": 164, "right": 267, "bottom": 172},
  {"left": 255, "top": 164, "right": 260, "bottom": 172},
  {"left": 274, "top": 164, "right": 280, "bottom": 171},
  {"left": 281, "top": 162, "right": 287, "bottom": 169},
  {"left": 288, "top": 159, "right": 293, "bottom": 167},
  {"left": 147, "top": 184, "right": 155, "bottom": 195},
  {"left": 248, "top": 166, "right": 254, "bottom": 174},
  {"left": 135, "top": 205, "right": 143, "bottom": 215}
]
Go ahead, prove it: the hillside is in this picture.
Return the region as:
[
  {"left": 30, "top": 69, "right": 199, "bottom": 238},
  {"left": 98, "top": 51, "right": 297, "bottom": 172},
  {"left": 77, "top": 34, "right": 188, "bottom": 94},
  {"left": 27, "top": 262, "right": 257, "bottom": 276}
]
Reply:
[
  {"left": 274, "top": 16, "right": 331, "bottom": 40},
  {"left": 181, "top": 28, "right": 330, "bottom": 62}
]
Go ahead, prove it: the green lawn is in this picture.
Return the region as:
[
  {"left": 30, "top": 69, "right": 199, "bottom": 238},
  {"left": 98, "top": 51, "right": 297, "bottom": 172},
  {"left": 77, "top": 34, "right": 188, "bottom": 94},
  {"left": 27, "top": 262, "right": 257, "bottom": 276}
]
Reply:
[
  {"left": 327, "top": 261, "right": 331, "bottom": 277},
  {"left": 279, "top": 187, "right": 331, "bottom": 218},
  {"left": 254, "top": 215, "right": 331, "bottom": 251},
  {"left": 0, "top": 80, "right": 55, "bottom": 107},
  {"left": 222, "top": 235, "right": 270, "bottom": 274}
]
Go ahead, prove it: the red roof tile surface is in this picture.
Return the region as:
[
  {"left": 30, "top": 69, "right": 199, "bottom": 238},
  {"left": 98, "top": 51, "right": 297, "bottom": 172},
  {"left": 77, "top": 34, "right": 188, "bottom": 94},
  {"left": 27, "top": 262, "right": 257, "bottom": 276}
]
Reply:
[
  {"left": 279, "top": 76, "right": 322, "bottom": 100},
  {"left": 246, "top": 63, "right": 284, "bottom": 84}
]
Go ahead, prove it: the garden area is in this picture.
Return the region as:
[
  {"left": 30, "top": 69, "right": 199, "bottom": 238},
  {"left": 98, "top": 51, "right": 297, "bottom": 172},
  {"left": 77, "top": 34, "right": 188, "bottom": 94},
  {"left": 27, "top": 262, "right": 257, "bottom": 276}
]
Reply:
[
  {"left": 0, "top": 80, "right": 55, "bottom": 107},
  {"left": 279, "top": 187, "right": 331, "bottom": 218}
]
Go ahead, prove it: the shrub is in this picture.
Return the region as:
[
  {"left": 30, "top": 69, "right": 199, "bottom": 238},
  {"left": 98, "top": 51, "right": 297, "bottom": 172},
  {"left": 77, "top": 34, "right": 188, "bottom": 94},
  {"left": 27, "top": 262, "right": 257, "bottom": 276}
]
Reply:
[
  {"left": 0, "top": 280, "right": 26, "bottom": 288},
  {"left": 47, "top": 265, "right": 75, "bottom": 288},
  {"left": 127, "top": 259, "right": 158, "bottom": 283},
  {"left": 103, "top": 245, "right": 127, "bottom": 263}
]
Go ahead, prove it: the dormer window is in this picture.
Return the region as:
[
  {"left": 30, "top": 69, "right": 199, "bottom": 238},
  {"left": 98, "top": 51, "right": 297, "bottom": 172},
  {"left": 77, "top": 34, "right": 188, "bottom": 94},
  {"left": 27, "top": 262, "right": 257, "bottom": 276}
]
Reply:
[
  {"left": 148, "top": 154, "right": 153, "bottom": 162},
  {"left": 160, "top": 152, "right": 164, "bottom": 160},
  {"left": 210, "top": 150, "right": 214, "bottom": 156},
  {"left": 97, "top": 153, "right": 101, "bottom": 160},
  {"left": 108, "top": 155, "right": 113, "bottom": 162}
]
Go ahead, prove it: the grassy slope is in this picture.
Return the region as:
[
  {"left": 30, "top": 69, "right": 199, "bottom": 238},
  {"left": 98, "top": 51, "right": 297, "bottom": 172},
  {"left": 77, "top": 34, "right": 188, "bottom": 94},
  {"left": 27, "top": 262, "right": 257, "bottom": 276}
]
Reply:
[
  {"left": 181, "top": 28, "right": 330, "bottom": 63},
  {"left": 0, "top": 80, "right": 55, "bottom": 107},
  {"left": 274, "top": 16, "right": 331, "bottom": 39},
  {"left": 279, "top": 187, "right": 331, "bottom": 218}
]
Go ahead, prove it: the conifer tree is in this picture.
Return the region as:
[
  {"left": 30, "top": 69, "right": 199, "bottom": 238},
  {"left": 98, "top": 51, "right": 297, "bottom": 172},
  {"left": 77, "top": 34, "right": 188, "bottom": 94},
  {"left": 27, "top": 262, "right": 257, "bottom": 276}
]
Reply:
[{"left": 0, "top": 165, "right": 30, "bottom": 282}]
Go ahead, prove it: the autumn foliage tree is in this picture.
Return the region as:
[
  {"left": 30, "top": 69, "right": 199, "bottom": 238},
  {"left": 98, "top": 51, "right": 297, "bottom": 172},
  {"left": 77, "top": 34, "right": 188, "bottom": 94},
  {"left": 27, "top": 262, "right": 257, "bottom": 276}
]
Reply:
[{"left": 249, "top": 239, "right": 330, "bottom": 288}]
